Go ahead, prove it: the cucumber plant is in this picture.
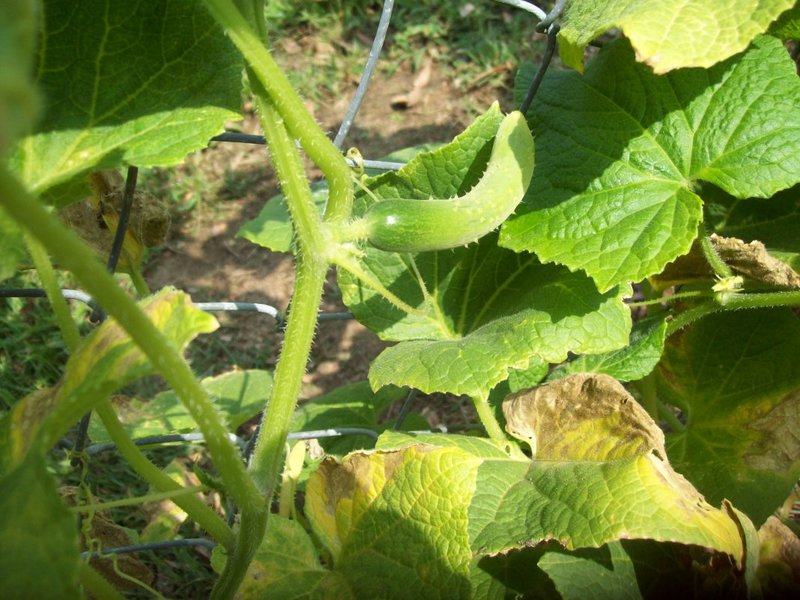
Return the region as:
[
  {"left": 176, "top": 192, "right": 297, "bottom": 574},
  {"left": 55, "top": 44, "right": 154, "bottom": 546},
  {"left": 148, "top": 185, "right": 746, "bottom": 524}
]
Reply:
[{"left": 1, "top": 0, "right": 800, "bottom": 598}]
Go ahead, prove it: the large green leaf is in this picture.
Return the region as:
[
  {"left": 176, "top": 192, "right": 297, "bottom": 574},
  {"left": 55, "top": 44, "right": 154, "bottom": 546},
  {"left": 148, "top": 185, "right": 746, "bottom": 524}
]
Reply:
[
  {"left": 304, "top": 374, "right": 754, "bottom": 597},
  {"left": 338, "top": 108, "right": 630, "bottom": 399},
  {"left": 8, "top": 0, "right": 242, "bottom": 196},
  {"left": 503, "top": 36, "right": 800, "bottom": 292},
  {"left": 558, "top": 0, "right": 794, "bottom": 73},
  {"left": 88, "top": 369, "right": 272, "bottom": 443},
  {"left": 656, "top": 309, "right": 800, "bottom": 526},
  {"left": 0, "top": 288, "right": 217, "bottom": 472},
  {"left": 0, "top": 452, "right": 80, "bottom": 598},
  {"left": 0, "top": 0, "right": 38, "bottom": 155}
]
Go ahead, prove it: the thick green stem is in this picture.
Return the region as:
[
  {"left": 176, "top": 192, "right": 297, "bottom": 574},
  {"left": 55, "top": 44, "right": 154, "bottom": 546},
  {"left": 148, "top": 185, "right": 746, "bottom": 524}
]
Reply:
[
  {"left": 25, "top": 234, "right": 81, "bottom": 352},
  {"left": 77, "top": 562, "right": 127, "bottom": 600},
  {"left": 93, "top": 401, "right": 234, "bottom": 548},
  {"left": 665, "top": 290, "right": 800, "bottom": 337},
  {"left": 211, "top": 73, "right": 331, "bottom": 600},
  {"left": 0, "top": 166, "right": 263, "bottom": 518},
  {"left": 471, "top": 393, "right": 509, "bottom": 445},
  {"left": 202, "top": 0, "right": 353, "bottom": 222}
]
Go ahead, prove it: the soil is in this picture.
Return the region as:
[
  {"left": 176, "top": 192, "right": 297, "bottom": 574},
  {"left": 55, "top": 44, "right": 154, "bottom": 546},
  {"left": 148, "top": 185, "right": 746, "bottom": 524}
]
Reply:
[{"left": 144, "top": 60, "right": 510, "bottom": 411}]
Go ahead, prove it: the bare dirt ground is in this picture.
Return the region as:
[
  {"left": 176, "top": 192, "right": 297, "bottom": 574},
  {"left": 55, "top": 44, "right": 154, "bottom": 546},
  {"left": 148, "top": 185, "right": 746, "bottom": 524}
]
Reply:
[{"left": 145, "top": 60, "right": 509, "bottom": 414}]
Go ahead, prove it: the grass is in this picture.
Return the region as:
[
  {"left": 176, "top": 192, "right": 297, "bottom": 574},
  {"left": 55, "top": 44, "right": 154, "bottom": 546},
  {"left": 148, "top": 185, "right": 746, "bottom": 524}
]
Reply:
[{"left": 265, "top": 0, "right": 553, "bottom": 97}]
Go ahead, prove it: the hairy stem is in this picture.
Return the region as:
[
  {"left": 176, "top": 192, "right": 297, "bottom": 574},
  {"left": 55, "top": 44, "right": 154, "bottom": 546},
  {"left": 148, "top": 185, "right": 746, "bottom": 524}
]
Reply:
[
  {"left": 202, "top": 0, "right": 353, "bottom": 222},
  {"left": 697, "top": 225, "right": 733, "bottom": 280},
  {"left": 25, "top": 234, "right": 81, "bottom": 352},
  {"left": 211, "top": 77, "right": 330, "bottom": 600}
]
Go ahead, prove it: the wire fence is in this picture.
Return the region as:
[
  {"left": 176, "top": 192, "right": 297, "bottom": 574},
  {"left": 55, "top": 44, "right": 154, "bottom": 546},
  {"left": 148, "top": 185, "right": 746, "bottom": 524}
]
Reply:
[{"left": 1, "top": 0, "right": 563, "bottom": 559}]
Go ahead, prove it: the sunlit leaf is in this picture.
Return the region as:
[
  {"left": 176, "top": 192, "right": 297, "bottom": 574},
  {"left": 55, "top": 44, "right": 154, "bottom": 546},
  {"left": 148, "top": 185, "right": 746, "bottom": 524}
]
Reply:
[
  {"left": 8, "top": 0, "right": 242, "bottom": 196},
  {"left": 504, "top": 36, "right": 800, "bottom": 292},
  {"left": 559, "top": 0, "right": 794, "bottom": 73}
]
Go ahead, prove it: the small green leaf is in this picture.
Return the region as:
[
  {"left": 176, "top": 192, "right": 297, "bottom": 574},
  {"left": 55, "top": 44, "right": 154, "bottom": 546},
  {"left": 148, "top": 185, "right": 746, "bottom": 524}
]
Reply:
[
  {"left": 769, "top": 3, "right": 800, "bottom": 40},
  {"left": 657, "top": 309, "right": 800, "bottom": 526},
  {"left": 291, "top": 381, "right": 406, "bottom": 455},
  {"left": 0, "top": 452, "right": 80, "bottom": 598},
  {"left": 558, "top": 0, "right": 795, "bottom": 73},
  {"left": 503, "top": 36, "right": 800, "bottom": 292},
  {"left": 88, "top": 369, "right": 271, "bottom": 443},
  {"left": 237, "top": 183, "right": 329, "bottom": 254},
  {"left": 8, "top": 0, "right": 242, "bottom": 195},
  {"left": 0, "top": 288, "right": 217, "bottom": 471}
]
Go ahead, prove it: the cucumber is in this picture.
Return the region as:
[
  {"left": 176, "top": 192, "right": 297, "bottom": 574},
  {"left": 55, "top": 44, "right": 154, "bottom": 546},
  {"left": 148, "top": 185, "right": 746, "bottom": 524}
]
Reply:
[{"left": 360, "top": 111, "right": 534, "bottom": 253}]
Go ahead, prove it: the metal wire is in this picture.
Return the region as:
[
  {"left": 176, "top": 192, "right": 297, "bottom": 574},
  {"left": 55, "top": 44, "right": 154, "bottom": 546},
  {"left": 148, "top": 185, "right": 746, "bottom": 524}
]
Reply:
[
  {"left": 83, "top": 428, "right": 380, "bottom": 456},
  {"left": 519, "top": 22, "right": 560, "bottom": 115},
  {"left": 493, "top": 0, "right": 547, "bottom": 21},
  {"left": 333, "top": 0, "right": 395, "bottom": 149},
  {"left": 81, "top": 538, "right": 216, "bottom": 560}
]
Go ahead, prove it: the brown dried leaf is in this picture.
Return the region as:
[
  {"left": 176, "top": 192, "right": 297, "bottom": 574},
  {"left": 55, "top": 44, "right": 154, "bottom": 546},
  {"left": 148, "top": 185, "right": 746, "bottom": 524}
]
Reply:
[
  {"left": 653, "top": 234, "right": 800, "bottom": 290},
  {"left": 503, "top": 373, "right": 666, "bottom": 460}
]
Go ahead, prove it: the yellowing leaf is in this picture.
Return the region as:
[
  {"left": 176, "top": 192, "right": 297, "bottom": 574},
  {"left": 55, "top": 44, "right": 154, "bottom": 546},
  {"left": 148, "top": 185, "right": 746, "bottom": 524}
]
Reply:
[
  {"left": 0, "top": 288, "right": 217, "bottom": 472},
  {"left": 559, "top": 0, "right": 795, "bottom": 73}
]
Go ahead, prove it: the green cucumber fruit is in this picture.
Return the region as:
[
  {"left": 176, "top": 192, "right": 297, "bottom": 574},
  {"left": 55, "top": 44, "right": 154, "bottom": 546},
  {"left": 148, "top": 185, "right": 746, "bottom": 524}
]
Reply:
[{"left": 360, "top": 110, "right": 534, "bottom": 252}]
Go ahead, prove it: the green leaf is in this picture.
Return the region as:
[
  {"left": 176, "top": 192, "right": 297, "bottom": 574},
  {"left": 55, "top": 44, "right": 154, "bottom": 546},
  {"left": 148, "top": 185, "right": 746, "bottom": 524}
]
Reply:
[
  {"left": 558, "top": 0, "right": 795, "bottom": 73},
  {"left": 304, "top": 375, "right": 752, "bottom": 597},
  {"left": 0, "top": 288, "right": 217, "bottom": 471},
  {"left": 503, "top": 36, "right": 800, "bottom": 292},
  {"left": 769, "top": 3, "right": 800, "bottom": 40},
  {"left": 237, "top": 183, "right": 329, "bottom": 254},
  {"left": 213, "top": 514, "right": 353, "bottom": 599},
  {"left": 8, "top": 0, "right": 243, "bottom": 195},
  {"left": 550, "top": 317, "right": 668, "bottom": 382},
  {"left": 0, "top": 452, "right": 80, "bottom": 598},
  {"left": 88, "top": 369, "right": 271, "bottom": 443},
  {"left": 656, "top": 309, "right": 800, "bottom": 526},
  {"left": 358, "top": 246, "right": 631, "bottom": 398},
  {"left": 478, "top": 539, "right": 752, "bottom": 599},
  {"left": 0, "top": 0, "right": 39, "bottom": 155},
  {"left": 291, "top": 381, "right": 406, "bottom": 455}
]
